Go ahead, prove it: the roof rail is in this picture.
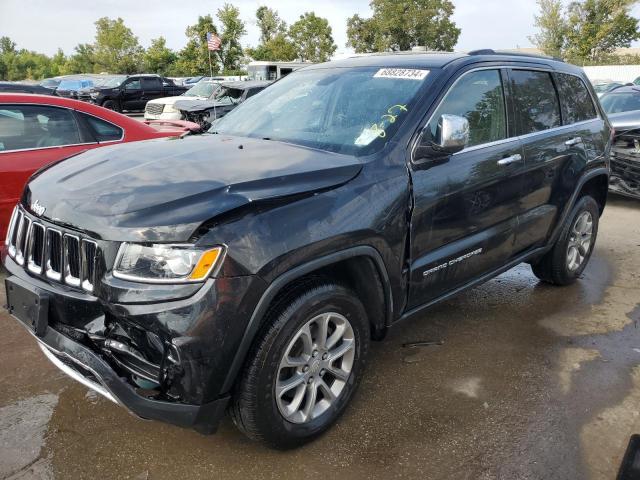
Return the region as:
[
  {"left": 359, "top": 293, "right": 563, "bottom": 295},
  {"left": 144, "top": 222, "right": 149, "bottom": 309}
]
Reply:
[{"left": 467, "top": 49, "right": 564, "bottom": 63}]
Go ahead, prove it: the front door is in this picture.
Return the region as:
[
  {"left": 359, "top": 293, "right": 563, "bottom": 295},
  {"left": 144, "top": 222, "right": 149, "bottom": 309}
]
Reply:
[
  {"left": 122, "top": 78, "right": 143, "bottom": 110},
  {"left": 408, "top": 68, "right": 526, "bottom": 308}
]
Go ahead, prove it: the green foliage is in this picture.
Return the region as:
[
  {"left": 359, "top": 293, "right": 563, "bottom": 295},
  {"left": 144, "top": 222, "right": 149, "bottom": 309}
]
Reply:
[
  {"left": 289, "top": 12, "right": 336, "bottom": 62},
  {"left": 93, "top": 17, "right": 143, "bottom": 73},
  {"left": 531, "top": 0, "right": 640, "bottom": 64},
  {"left": 256, "top": 6, "right": 287, "bottom": 44},
  {"left": 143, "top": 37, "right": 177, "bottom": 75},
  {"left": 175, "top": 15, "right": 218, "bottom": 76},
  {"left": 216, "top": 3, "right": 246, "bottom": 72},
  {"left": 346, "top": 0, "right": 461, "bottom": 53},
  {"left": 63, "top": 43, "right": 95, "bottom": 75},
  {"left": 246, "top": 33, "right": 298, "bottom": 61},
  {"left": 529, "top": 0, "right": 566, "bottom": 58}
]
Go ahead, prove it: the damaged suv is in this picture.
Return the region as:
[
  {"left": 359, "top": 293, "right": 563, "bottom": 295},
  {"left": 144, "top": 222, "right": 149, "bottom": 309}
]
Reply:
[{"left": 2, "top": 51, "right": 611, "bottom": 448}]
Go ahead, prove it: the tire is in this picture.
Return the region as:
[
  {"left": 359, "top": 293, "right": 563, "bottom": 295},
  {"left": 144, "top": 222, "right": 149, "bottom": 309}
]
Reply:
[
  {"left": 102, "top": 100, "right": 119, "bottom": 112},
  {"left": 230, "top": 279, "right": 370, "bottom": 449},
  {"left": 531, "top": 195, "right": 600, "bottom": 285}
]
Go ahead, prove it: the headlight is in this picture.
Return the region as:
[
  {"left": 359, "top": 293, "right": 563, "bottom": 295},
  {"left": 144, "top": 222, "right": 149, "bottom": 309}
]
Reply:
[
  {"left": 90, "top": 92, "right": 99, "bottom": 99},
  {"left": 113, "top": 243, "right": 224, "bottom": 283},
  {"left": 163, "top": 104, "right": 175, "bottom": 113}
]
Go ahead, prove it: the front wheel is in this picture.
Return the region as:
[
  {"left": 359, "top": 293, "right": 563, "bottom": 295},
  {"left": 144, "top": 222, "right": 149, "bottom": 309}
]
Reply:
[
  {"left": 230, "top": 280, "right": 369, "bottom": 449},
  {"left": 531, "top": 195, "right": 600, "bottom": 285},
  {"left": 102, "top": 100, "right": 119, "bottom": 112}
]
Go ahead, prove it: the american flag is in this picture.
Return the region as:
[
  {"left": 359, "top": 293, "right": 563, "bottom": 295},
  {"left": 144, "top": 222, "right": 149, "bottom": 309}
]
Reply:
[{"left": 207, "top": 32, "right": 222, "bottom": 51}]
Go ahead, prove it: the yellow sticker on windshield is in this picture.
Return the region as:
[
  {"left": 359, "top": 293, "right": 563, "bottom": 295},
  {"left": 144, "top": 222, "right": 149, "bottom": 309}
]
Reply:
[{"left": 374, "top": 68, "right": 430, "bottom": 80}]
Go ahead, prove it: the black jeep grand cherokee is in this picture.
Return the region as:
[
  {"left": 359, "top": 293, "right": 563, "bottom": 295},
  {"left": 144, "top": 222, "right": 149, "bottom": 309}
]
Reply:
[{"left": 2, "top": 51, "right": 611, "bottom": 448}]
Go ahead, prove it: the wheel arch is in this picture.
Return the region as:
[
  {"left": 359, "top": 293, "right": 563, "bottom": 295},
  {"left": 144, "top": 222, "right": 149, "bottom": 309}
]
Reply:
[{"left": 220, "top": 246, "right": 393, "bottom": 393}]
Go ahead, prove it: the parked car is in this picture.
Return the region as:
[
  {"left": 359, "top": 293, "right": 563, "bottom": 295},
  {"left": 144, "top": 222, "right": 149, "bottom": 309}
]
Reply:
[
  {"left": 175, "top": 80, "right": 272, "bottom": 129},
  {"left": 600, "top": 85, "right": 640, "bottom": 199},
  {"left": 2, "top": 51, "right": 611, "bottom": 448},
  {"left": 54, "top": 77, "right": 95, "bottom": 99},
  {"left": 144, "top": 79, "right": 221, "bottom": 121},
  {"left": 39, "top": 78, "right": 61, "bottom": 91},
  {"left": 0, "top": 82, "right": 54, "bottom": 95},
  {"left": 592, "top": 80, "right": 625, "bottom": 97},
  {"left": 0, "top": 93, "right": 200, "bottom": 242},
  {"left": 83, "top": 74, "right": 188, "bottom": 112}
]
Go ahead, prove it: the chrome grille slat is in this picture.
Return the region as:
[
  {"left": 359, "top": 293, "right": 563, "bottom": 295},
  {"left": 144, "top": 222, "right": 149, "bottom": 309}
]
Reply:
[
  {"left": 6, "top": 205, "right": 98, "bottom": 294},
  {"left": 145, "top": 103, "right": 164, "bottom": 115}
]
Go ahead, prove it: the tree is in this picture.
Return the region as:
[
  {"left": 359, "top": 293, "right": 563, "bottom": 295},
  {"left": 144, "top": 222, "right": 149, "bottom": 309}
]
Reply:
[
  {"left": 0, "top": 36, "right": 16, "bottom": 55},
  {"left": 256, "top": 6, "right": 287, "bottom": 43},
  {"left": 346, "top": 0, "right": 460, "bottom": 53},
  {"left": 50, "top": 49, "right": 67, "bottom": 76},
  {"left": 217, "top": 3, "right": 246, "bottom": 73},
  {"left": 143, "top": 37, "right": 177, "bottom": 75},
  {"left": 93, "top": 17, "right": 143, "bottom": 73},
  {"left": 529, "top": 0, "right": 566, "bottom": 58},
  {"left": 246, "top": 33, "right": 298, "bottom": 61},
  {"left": 176, "top": 15, "right": 218, "bottom": 76},
  {"left": 289, "top": 12, "right": 336, "bottom": 62},
  {"left": 64, "top": 43, "right": 96, "bottom": 74},
  {"left": 565, "top": 0, "right": 640, "bottom": 63}
]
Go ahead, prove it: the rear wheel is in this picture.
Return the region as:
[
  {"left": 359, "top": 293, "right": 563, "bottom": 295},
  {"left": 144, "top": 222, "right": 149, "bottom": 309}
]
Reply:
[
  {"left": 230, "top": 280, "right": 369, "bottom": 449},
  {"left": 531, "top": 195, "right": 600, "bottom": 285},
  {"left": 102, "top": 100, "right": 119, "bottom": 112}
]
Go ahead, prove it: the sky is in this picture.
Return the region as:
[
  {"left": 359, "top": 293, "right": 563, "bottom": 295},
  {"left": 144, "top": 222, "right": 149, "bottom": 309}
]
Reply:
[{"left": 1, "top": 0, "right": 639, "bottom": 57}]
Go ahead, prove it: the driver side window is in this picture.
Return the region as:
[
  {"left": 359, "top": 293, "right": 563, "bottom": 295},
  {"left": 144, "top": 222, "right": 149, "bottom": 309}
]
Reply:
[
  {"left": 427, "top": 70, "right": 507, "bottom": 149},
  {"left": 124, "top": 79, "right": 140, "bottom": 90}
]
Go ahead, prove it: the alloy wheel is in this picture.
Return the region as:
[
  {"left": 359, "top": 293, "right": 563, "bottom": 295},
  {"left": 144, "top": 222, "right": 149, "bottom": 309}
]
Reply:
[
  {"left": 275, "top": 312, "right": 355, "bottom": 424},
  {"left": 566, "top": 210, "right": 593, "bottom": 272}
]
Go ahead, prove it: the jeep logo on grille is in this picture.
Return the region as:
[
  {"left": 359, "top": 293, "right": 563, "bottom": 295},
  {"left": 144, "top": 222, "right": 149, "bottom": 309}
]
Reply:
[{"left": 31, "top": 200, "right": 46, "bottom": 217}]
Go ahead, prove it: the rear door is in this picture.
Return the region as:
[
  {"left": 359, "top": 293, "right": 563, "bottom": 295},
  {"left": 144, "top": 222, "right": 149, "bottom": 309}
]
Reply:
[
  {"left": 509, "top": 69, "right": 602, "bottom": 252},
  {"left": 408, "top": 68, "right": 526, "bottom": 308},
  {"left": 141, "top": 76, "right": 164, "bottom": 104},
  {"left": 0, "top": 104, "right": 97, "bottom": 240},
  {"left": 122, "top": 78, "right": 143, "bottom": 110}
]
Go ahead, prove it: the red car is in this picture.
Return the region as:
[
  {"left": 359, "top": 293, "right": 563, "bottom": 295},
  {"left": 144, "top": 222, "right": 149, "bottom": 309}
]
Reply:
[{"left": 0, "top": 93, "right": 200, "bottom": 243}]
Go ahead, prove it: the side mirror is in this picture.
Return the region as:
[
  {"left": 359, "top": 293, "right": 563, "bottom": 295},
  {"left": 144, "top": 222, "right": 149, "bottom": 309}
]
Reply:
[{"left": 434, "top": 114, "right": 469, "bottom": 154}]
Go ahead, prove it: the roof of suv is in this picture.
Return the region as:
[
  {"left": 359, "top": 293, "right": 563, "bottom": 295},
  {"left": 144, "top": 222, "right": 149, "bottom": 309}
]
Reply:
[{"left": 310, "top": 50, "right": 572, "bottom": 71}]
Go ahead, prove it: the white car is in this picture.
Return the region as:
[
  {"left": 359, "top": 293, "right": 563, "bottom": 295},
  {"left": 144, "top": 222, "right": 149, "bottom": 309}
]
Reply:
[{"left": 144, "top": 80, "right": 220, "bottom": 121}]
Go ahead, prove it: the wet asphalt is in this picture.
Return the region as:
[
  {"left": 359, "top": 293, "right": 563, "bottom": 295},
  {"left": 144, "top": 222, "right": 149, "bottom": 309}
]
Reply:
[{"left": 1, "top": 196, "right": 639, "bottom": 480}]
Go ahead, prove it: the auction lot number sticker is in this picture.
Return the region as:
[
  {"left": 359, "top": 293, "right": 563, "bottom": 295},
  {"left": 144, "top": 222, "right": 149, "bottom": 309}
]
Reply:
[{"left": 374, "top": 68, "right": 430, "bottom": 80}]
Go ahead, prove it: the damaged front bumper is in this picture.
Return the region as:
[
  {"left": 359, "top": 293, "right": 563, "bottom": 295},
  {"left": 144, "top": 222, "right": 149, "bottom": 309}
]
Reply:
[
  {"left": 2, "top": 252, "right": 263, "bottom": 434},
  {"left": 610, "top": 133, "right": 640, "bottom": 199}
]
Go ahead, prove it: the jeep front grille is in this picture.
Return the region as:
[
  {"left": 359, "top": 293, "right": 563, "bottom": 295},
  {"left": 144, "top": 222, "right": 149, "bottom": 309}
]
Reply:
[
  {"left": 145, "top": 103, "right": 164, "bottom": 115},
  {"left": 5, "top": 205, "right": 99, "bottom": 293}
]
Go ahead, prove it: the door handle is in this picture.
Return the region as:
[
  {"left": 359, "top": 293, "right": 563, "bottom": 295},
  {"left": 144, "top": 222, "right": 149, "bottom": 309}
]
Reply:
[
  {"left": 565, "top": 136, "right": 583, "bottom": 146},
  {"left": 497, "top": 154, "right": 522, "bottom": 166}
]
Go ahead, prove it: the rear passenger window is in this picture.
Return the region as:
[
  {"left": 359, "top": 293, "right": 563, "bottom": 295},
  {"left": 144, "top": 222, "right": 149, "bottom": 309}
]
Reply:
[
  {"left": 80, "top": 113, "right": 123, "bottom": 142},
  {"left": 428, "top": 69, "right": 507, "bottom": 148},
  {"left": 510, "top": 70, "right": 561, "bottom": 134},
  {"left": 555, "top": 73, "right": 598, "bottom": 123}
]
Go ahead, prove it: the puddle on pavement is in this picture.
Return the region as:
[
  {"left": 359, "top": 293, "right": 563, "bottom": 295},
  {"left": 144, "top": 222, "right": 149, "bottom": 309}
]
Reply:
[{"left": 0, "top": 393, "right": 58, "bottom": 479}]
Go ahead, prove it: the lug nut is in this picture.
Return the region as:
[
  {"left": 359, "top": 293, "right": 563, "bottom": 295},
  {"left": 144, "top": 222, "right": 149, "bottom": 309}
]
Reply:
[
  {"left": 308, "top": 377, "right": 314, "bottom": 384},
  {"left": 320, "top": 369, "right": 326, "bottom": 377},
  {"left": 322, "top": 352, "right": 328, "bottom": 360},
  {"left": 312, "top": 350, "right": 318, "bottom": 357},
  {"left": 303, "top": 365, "right": 309, "bottom": 373}
]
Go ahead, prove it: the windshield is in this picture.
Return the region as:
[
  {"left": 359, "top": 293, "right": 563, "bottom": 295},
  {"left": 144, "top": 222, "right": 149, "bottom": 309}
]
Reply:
[
  {"left": 601, "top": 92, "right": 640, "bottom": 114},
  {"left": 213, "top": 67, "right": 429, "bottom": 156},
  {"left": 185, "top": 81, "right": 219, "bottom": 98},
  {"left": 40, "top": 78, "right": 60, "bottom": 88},
  {"left": 58, "top": 79, "right": 93, "bottom": 90},
  {"left": 101, "top": 76, "right": 127, "bottom": 88},
  {"left": 211, "top": 86, "right": 244, "bottom": 104}
]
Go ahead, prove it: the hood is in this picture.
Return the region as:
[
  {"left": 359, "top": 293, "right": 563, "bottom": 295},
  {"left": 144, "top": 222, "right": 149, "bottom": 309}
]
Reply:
[
  {"left": 608, "top": 110, "right": 640, "bottom": 131},
  {"left": 148, "top": 95, "right": 208, "bottom": 107},
  {"left": 174, "top": 99, "right": 235, "bottom": 113},
  {"left": 25, "top": 135, "right": 362, "bottom": 242}
]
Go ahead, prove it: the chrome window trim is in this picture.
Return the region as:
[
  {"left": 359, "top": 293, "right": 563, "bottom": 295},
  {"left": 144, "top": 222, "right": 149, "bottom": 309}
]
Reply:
[{"left": 411, "top": 65, "right": 603, "bottom": 162}]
